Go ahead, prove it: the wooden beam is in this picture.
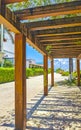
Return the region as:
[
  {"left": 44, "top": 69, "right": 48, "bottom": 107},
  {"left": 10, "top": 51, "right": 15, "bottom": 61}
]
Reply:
[
  {"left": 50, "top": 45, "right": 81, "bottom": 49},
  {"left": 41, "top": 39, "right": 81, "bottom": 45},
  {"left": 51, "top": 52, "right": 81, "bottom": 57},
  {"left": 53, "top": 52, "right": 80, "bottom": 54},
  {"left": 77, "top": 59, "right": 80, "bottom": 86},
  {"left": 14, "top": 0, "right": 81, "bottom": 20},
  {"left": 3, "top": 0, "right": 24, "bottom": 4},
  {"left": 51, "top": 58, "right": 54, "bottom": 87},
  {"left": 50, "top": 49, "right": 81, "bottom": 52},
  {"left": 53, "top": 55, "right": 77, "bottom": 58},
  {"left": 38, "top": 34, "right": 81, "bottom": 42},
  {"left": 25, "top": 16, "right": 81, "bottom": 31},
  {"left": 44, "top": 55, "right": 48, "bottom": 96},
  {"left": 34, "top": 26, "right": 81, "bottom": 37},
  {"left": 0, "top": 15, "right": 20, "bottom": 33},
  {"left": 15, "top": 33, "right": 26, "bottom": 130}
]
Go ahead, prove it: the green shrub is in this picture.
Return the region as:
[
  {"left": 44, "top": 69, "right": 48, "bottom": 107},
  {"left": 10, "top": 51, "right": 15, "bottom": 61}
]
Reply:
[
  {"left": 0, "top": 67, "right": 51, "bottom": 83},
  {"left": 62, "top": 71, "right": 69, "bottom": 76},
  {"left": 0, "top": 68, "right": 14, "bottom": 83},
  {"left": 26, "top": 68, "right": 44, "bottom": 78},
  {"left": 56, "top": 68, "right": 64, "bottom": 74},
  {"left": 73, "top": 71, "right": 77, "bottom": 78}
]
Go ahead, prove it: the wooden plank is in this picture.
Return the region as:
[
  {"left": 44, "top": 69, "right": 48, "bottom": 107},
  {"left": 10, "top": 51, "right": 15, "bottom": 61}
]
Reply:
[
  {"left": 34, "top": 26, "right": 81, "bottom": 37},
  {"left": 3, "top": 0, "right": 24, "bottom": 4},
  {"left": 50, "top": 45, "right": 81, "bottom": 49},
  {"left": 51, "top": 58, "right": 54, "bottom": 87},
  {"left": 51, "top": 52, "right": 81, "bottom": 57},
  {"left": 53, "top": 55, "right": 77, "bottom": 58},
  {"left": 14, "top": 0, "right": 81, "bottom": 20},
  {"left": 50, "top": 49, "right": 81, "bottom": 51},
  {"left": 43, "top": 43, "right": 81, "bottom": 46},
  {"left": 0, "top": 15, "right": 20, "bottom": 33},
  {"left": 25, "top": 16, "right": 81, "bottom": 31},
  {"left": 15, "top": 33, "right": 26, "bottom": 130},
  {"left": 53, "top": 52, "right": 80, "bottom": 55},
  {"left": 38, "top": 34, "right": 81, "bottom": 42},
  {"left": 44, "top": 55, "right": 48, "bottom": 96},
  {"left": 77, "top": 59, "right": 80, "bottom": 86},
  {"left": 42, "top": 39, "right": 81, "bottom": 45}
]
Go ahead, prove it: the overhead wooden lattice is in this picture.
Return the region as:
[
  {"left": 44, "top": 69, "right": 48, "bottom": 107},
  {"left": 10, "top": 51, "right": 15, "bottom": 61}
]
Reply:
[{"left": 0, "top": 0, "right": 81, "bottom": 58}]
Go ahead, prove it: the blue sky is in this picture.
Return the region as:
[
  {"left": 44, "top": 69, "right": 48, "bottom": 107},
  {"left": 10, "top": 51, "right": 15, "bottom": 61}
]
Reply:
[
  {"left": 26, "top": 44, "right": 77, "bottom": 71},
  {"left": 26, "top": 44, "right": 43, "bottom": 64}
]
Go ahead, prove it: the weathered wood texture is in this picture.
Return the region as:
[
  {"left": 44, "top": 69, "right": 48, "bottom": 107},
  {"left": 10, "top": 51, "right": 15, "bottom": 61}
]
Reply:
[
  {"left": 77, "top": 59, "right": 80, "bottom": 86},
  {"left": 14, "top": 0, "right": 81, "bottom": 20},
  {"left": 15, "top": 33, "right": 26, "bottom": 130},
  {"left": 0, "top": 15, "right": 20, "bottom": 33},
  {"left": 51, "top": 58, "right": 54, "bottom": 87},
  {"left": 34, "top": 26, "right": 81, "bottom": 37},
  {"left": 44, "top": 55, "right": 48, "bottom": 96},
  {"left": 38, "top": 34, "right": 81, "bottom": 42},
  {"left": 25, "top": 16, "right": 81, "bottom": 31},
  {"left": 4, "top": 0, "right": 24, "bottom": 4}
]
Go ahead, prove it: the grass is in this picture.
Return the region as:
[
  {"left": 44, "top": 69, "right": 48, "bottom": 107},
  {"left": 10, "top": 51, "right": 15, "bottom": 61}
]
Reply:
[{"left": 56, "top": 78, "right": 77, "bottom": 87}]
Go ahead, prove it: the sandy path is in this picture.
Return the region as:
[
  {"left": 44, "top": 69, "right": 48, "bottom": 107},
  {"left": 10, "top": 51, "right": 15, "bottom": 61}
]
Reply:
[{"left": 0, "top": 73, "right": 68, "bottom": 129}]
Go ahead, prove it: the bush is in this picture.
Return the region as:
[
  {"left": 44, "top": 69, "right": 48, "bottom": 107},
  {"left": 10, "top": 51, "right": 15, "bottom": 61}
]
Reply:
[
  {"left": 26, "top": 68, "right": 44, "bottom": 78},
  {"left": 62, "top": 71, "right": 69, "bottom": 76},
  {"left": 0, "top": 67, "right": 51, "bottom": 83},
  {"left": 0, "top": 68, "right": 14, "bottom": 83},
  {"left": 56, "top": 68, "right": 64, "bottom": 74}
]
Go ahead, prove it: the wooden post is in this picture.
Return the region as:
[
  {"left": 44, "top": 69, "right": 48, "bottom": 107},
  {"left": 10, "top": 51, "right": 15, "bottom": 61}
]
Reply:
[
  {"left": 51, "top": 58, "right": 54, "bottom": 87},
  {"left": 44, "top": 55, "right": 48, "bottom": 96},
  {"left": 69, "top": 58, "right": 73, "bottom": 81},
  {"left": 15, "top": 33, "right": 26, "bottom": 130},
  {"left": 77, "top": 59, "right": 80, "bottom": 86}
]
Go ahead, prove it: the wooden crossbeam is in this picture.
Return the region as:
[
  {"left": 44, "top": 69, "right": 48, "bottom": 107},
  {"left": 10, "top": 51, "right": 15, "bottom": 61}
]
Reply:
[
  {"left": 33, "top": 26, "right": 81, "bottom": 37},
  {"left": 50, "top": 50, "right": 81, "bottom": 54},
  {"left": 38, "top": 34, "right": 81, "bottom": 42},
  {"left": 25, "top": 16, "right": 81, "bottom": 31},
  {"left": 43, "top": 43, "right": 78, "bottom": 47},
  {"left": 3, "top": 0, "right": 24, "bottom": 4},
  {"left": 41, "top": 39, "right": 81, "bottom": 45},
  {"left": 0, "top": 15, "right": 20, "bottom": 33},
  {"left": 50, "top": 45, "right": 81, "bottom": 49},
  {"left": 14, "top": 0, "right": 81, "bottom": 20},
  {"left": 52, "top": 52, "right": 81, "bottom": 55},
  {"left": 50, "top": 49, "right": 81, "bottom": 51},
  {"left": 53, "top": 55, "right": 77, "bottom": 58}
]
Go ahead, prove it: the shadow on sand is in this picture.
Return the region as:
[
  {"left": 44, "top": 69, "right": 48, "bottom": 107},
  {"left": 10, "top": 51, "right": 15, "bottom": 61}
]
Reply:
[{"left": 26, "top": 85, "right": 81, "bottom": 130}]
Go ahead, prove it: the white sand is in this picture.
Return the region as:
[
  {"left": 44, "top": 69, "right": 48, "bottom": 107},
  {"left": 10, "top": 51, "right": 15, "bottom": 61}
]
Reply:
[{"left": 1, "top": 73, "right": 81, "bottom": 130}]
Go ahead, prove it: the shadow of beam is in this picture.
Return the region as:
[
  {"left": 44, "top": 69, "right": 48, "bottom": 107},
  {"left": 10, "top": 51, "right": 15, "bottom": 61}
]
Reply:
[{"left": 27, "top": 87, "right": 52, "bottom": 119}]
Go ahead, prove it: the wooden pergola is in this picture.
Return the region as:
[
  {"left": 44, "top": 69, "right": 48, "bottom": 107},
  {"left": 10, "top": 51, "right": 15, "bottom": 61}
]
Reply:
[{"left": 0, "top": 0, "right": 81, "bottom": 130}]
